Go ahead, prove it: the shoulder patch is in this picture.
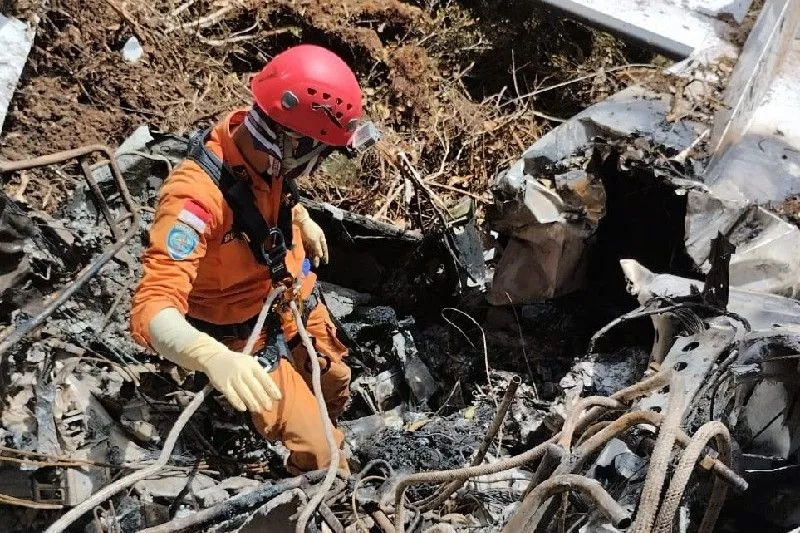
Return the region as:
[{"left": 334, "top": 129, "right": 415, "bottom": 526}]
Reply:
[
  {"left": 166, "top": 222, "right": 199, "bottom": 260},
  {"left": 178, "top": 199, "right": 212, "bottom": 234}
]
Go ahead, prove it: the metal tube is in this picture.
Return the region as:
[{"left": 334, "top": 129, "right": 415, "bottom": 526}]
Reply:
[
  {"left": 557, "top": 396, "right": 624, "bottom": 451},
  {"left": 80, "top": 158, "right": 121, "bottom": 241},
  {"left": 318, "top": 502, "right": 344, "bottom": 533},
  {"left": 635, "top": 434, "right": 747, "bottom": 493},
  {"left": 371, "top": 510, "right": 394, "bottom": 533},
  {"left": 0, "top": 145, "right": 115, "bottom": 172},
  {"left": 522, "top": 443, "right": 566, "bottom": 498},
  {"left": 502, "top": 474, "right": 631, "bottom": 532},
  {"left": 574, "top": 370, "right": 671, "bottom": 436},
  {"left": 393, "top": 442, "right": 551, "bottom": 532}
]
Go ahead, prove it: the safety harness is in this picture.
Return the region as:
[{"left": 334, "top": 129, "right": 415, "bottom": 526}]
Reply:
[
  {"left": 186, "top": 128, "right": 294, "bottom": 284},
  {"left": 184, "top": 129, "right": 325, "bottom": 371}
]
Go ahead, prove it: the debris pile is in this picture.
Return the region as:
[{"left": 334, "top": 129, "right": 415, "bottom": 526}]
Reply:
[{"left": 0, "top": 0, "right": 799, "bottom": 532}]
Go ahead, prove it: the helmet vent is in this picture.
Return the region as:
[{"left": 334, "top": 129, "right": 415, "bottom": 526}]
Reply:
[
  {"left": 322, "top": 92, "right": 330, "bottom": 100},
  {"left": 336, "top": 98, "right": 343, "bottom": 105},
  {"left": 307, "top": 88, "right": 317, "bottom": 95},
  {"left": 281, "top": 91, "right": 299, "bottom": 109},
  {"left": 346, "top": 103, "right": 353, "bottom": 110},
  {"left": 320, "top": 129, "right": 328, "bottom": 136}
]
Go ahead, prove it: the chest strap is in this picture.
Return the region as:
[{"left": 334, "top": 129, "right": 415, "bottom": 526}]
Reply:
[{"left": 185, "top": 129, "right": 291, "bottom": 284}]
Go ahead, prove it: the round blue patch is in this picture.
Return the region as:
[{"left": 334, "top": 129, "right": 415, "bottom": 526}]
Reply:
[{"left": 166, "top": 222, "right": 199, "bottom": 260}]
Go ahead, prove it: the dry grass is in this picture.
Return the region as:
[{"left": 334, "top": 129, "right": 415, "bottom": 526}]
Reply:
[{"left": 3, "top": 0, "right": 658, "bottom": 227}]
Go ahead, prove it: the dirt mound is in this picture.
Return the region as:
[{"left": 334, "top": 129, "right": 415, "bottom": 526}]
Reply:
[{"left": 1, "top": 0, "right": 658, "bottom": 228}]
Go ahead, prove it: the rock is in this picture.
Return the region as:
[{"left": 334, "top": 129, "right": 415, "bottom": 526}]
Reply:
[
  {"left": 121, "top": 36, "right": 143, "bottom": 63},
  {"left": 195, "top": 486, "right": 228, "bottom": 507},
  {"left": 218, "top": 476, "right": 261, "bottom": 493},
  {"left": 134, "top": 473, "right": 216, "bottom": 500},
  {"left": 319, "top": 282, "right": 371, "bottom": 321}
]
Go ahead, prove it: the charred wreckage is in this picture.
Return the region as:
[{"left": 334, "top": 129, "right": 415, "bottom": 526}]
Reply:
[{"left": 1, "top": 2, "right": 800, "bottom": 533}]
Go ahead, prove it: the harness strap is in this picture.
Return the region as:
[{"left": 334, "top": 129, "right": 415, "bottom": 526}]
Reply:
[
  {"left": 185, "top": 129, "right": 291, "bottom": 284},
  {"left": 187, "top": 288, "right": 321, "bottom": 341},
  {"left": 187, "top": 292, "right": 322, "bottom": 373}
]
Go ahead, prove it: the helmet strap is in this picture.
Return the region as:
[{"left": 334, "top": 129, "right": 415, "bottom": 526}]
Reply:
[{"left": 281, "top": 135, "right": 328, "bottom": 180}]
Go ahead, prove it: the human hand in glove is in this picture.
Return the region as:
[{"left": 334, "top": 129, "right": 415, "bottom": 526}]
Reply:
[
  {"left": 293, "top": 203, "right": 328, "bottom": 267},
  {"left": 196, "top": 346, "right": 282, "bottom": 412},
  {"left": 148, "top": 308, "right": 282, "bottom": 412}
]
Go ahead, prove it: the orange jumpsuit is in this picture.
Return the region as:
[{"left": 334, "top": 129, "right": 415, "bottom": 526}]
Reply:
[{"left": 130, "top": 110, "right": 350, "bottom": 473}]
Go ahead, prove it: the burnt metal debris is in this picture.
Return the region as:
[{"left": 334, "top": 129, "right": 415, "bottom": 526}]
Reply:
[
  {"left": 1, "top": 8, "right": 800, "bottom": 533},
  {"left": 0, "top": 145, "right": 140, "bottom": 357},
  {"left": 0, "top": 120, "right": 794, "bottom": 533}
]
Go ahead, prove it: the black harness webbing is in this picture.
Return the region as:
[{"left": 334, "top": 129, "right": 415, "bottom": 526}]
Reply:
[{"left": 185, "top": 129, "right": 293, "bottom": 284}]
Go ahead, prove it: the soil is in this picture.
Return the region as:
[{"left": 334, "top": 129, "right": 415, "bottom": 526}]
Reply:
[{"left": 1, "top": 0, "right": 659, "bottom": 228}]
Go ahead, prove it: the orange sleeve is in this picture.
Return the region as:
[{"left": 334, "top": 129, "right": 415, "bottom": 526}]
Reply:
[{"left": 129, "top": 161, "right": 224, "bottom": 347}]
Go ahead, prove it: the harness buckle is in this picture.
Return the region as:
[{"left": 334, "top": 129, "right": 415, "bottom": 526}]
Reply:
[{"left": 260, "top": 227, "right": 290, "bottom": 284}]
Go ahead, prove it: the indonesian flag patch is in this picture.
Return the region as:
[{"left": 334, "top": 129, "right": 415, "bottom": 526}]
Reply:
[{"left": 177, "top": 199, "right": 212, "bottom": 234}]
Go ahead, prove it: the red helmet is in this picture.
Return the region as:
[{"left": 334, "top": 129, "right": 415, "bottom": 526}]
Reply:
[{"left": 251, "top": 45, "right": 363, "bottom": 147}]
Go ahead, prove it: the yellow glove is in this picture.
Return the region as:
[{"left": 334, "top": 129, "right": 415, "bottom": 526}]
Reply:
[
  {"left": 148, "top": 308, "right": 282, "bottom": 412},
  {"left": 293, "top": 203, "right": 328, "bottom": 267}
]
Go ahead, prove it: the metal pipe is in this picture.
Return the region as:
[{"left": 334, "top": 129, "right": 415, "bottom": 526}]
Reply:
[
  {"left": 570, "top": 411, "right": 746, "bottom": 494},
  {"left": 80, "top": 158, "right": 121, "bottom": 241},
  {"left": 393, "top": 442, "right": 550, "bottom": 532},
  {"left": 394, "top": 372, "right": 675, "bottom": 531},
  {"left": 574, "top": 370, "right": 671, "bottom": 436},
  {"left": 404, "top": 372, "right": 673, "bottom": 528},
  {"left": 557, "top": 396, "right": 624, "bottom": 451},
  {"left": 420, "top": 375, "right": 521, "bottom": 511},
  {"left": 318, "top": 502, "right": 344, "bottom": 533},
  {"left": 523, "top": 443, "right": 566, "bottom": 497},
  {"left": 501, "top": 474, "right": 631, "bottom": 532},
  {"left": 576, "top": 420, "right": 612, "bottom": 446},
  {"left": 0, "top": 145, "right": 117, "bottom": 172},
  {"left": 371, "top": 510, "right": 395, "bottom": 533},
  {"left": 634, "top": 434, "right": 747, "bottom": 493}
]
